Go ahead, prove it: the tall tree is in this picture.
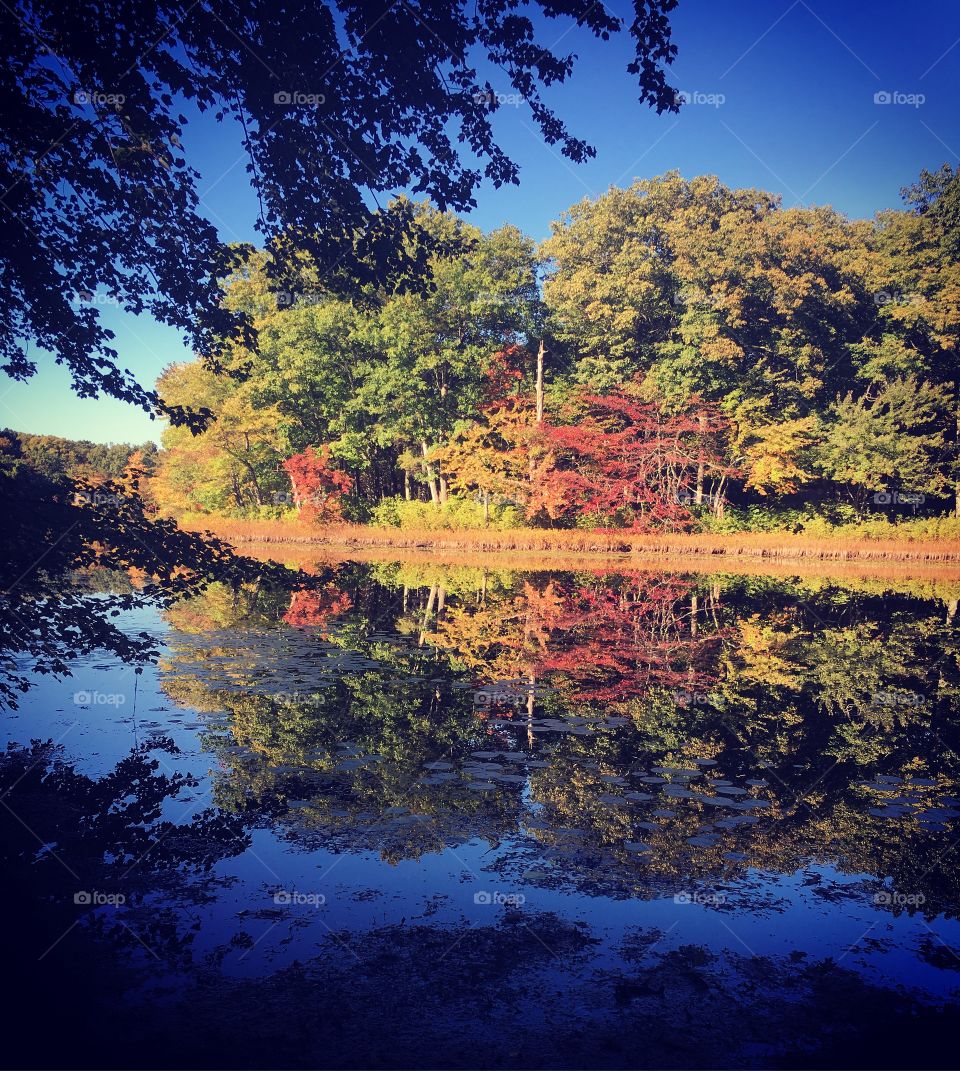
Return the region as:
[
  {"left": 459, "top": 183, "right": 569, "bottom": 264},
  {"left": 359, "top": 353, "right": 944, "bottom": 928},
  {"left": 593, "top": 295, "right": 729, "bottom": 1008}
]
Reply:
[{"left": 1, "top": 0, "right": 678, "bottom": 425}]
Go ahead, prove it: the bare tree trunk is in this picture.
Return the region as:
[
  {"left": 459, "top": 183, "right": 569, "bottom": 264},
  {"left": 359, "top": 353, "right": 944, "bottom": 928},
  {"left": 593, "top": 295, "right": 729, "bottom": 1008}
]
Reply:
[
  {"left": 421, "top": 441, "right": 439, "bottom": 505},
  {"left": 404, "top": 468, "right": 412, "bottom": 502},
  {"left": 483, "top": 490, "right": 490, "bottom": 525},
  {"left": 535, "top": 339, "right": 546, "bottom": 424},
  {"left": 955, "top": 381, "right": 960, "bottom": 517},
  {"left": 694, "top": 412, "right": 707, "bottom": 505},
  {"left": 439, "top": 474, "right": 449, "bottom": 505}
]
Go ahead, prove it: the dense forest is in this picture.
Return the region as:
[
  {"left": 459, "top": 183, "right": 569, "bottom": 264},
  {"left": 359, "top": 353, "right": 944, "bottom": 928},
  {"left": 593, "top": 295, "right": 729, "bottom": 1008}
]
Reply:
[
  {"left": 148, "top": 167, "right": 960, "bottom": 534},
  {"left": 0, "top": 429, "right": 157, "bottom": 483}
]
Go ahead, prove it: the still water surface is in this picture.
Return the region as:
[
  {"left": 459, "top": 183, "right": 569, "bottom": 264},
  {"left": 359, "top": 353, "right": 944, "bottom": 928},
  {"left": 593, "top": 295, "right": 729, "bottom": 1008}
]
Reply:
[{"left": 5, "top": 560, "right": 960, "bottom": 1068}]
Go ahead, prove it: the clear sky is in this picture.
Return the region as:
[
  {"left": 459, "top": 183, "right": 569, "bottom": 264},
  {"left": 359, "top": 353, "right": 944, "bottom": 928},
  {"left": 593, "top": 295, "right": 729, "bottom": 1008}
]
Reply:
[{"left": 4, "top": 0, "right": 959, "bottom": 445}]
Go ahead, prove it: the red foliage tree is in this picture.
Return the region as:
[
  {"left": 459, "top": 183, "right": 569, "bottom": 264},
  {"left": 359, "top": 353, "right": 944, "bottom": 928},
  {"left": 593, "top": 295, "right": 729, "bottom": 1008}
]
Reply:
[
  {"left": 531, "top": 379, "right": 735, "bottom": 530},
  {"left": 282, "top": 445, "right": 353, "bottom": 524}
]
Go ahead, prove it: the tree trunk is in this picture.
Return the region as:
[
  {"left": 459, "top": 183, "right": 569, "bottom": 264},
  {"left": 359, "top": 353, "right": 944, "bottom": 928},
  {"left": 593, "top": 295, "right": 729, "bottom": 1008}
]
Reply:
[
  {"left": 438, "top": 474, "right": 449, "bottom": 505},
  {"left": 404, "top": 468, "right": 412, "bottom": 501},
  {"left": 421, "top": 441, "right": 439, "bottom": 505},
  {"left": 483, "top": 490, "right": 490, "bottom": 525},
  {"left": 535, "top": 339, "right": 545, "bottom": 424},
  {"left": 955, "top": 380, "right": 960, "bottom": 518},
  {"left": 694, "top": 412, "right": 707, "bottom": 505}
]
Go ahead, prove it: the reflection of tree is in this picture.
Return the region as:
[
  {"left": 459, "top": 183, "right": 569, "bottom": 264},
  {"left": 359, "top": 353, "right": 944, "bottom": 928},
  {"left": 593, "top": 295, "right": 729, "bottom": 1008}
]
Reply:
[
  {"left": 283, "top": 585, "right": 354, "bottom": 630},
  {"left": 156, "top": 565, "right": 960, "bottom": 910}
]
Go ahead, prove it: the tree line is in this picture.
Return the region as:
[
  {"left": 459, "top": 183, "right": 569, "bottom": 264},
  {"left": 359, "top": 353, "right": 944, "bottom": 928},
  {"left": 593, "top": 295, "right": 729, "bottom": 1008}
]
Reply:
[{"left": 145, "top": 165, "right": 959, "bottom": 530}]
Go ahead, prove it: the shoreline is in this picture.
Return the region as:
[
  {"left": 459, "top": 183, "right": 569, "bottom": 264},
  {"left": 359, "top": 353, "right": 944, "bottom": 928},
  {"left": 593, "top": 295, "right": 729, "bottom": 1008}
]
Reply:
[{"left": 186, "top": 520, "right": 960, "bottom": 565}]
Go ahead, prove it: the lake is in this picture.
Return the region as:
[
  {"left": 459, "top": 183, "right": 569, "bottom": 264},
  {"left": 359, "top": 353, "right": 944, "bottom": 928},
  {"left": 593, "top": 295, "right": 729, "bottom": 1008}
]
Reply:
[{"left": 4, "top": 558, "right": 960, "bottom": 1069}]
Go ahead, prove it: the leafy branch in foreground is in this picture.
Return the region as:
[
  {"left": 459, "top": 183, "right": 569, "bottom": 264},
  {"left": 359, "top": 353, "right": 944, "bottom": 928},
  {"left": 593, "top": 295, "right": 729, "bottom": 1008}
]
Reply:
[{"left": 1, "top": 0, "right": 678, "bottom": 426}]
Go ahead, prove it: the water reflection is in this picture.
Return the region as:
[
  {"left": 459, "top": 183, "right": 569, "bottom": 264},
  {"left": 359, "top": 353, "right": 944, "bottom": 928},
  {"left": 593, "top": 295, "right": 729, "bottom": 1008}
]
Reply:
[{"left": 5, "top": 560, "right": 960, "bottom": 1068}]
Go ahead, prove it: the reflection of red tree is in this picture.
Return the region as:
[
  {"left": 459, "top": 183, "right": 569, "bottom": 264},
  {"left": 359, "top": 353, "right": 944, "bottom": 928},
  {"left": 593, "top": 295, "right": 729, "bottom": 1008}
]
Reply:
[
  {"left": 539, "top": 573, "right": 723, "bottom": 704},
  {"left": 283, "top": 586, "right": 353, "bottom": 630},
  {"left": 435, "top": 571, "right": 723, "bottom": 710}
]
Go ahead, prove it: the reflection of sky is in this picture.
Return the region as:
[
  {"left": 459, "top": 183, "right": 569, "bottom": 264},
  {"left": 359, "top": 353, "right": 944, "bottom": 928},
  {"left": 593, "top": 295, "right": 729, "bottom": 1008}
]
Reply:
[{"left": 5, "top": 596, "right": 960, "bottom": 1006}]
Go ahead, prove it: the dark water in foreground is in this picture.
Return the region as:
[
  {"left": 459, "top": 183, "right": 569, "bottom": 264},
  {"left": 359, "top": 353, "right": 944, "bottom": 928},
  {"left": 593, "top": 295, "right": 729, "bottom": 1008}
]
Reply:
[{"left": 4, "top": 560, "right": 960, "bottom": 1069}]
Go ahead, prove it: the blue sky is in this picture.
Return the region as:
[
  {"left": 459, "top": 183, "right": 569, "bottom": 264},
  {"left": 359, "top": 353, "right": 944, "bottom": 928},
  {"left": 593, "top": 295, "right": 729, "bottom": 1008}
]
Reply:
[{"left": 4, "top": 0, "right": 959, "bottom": 445}]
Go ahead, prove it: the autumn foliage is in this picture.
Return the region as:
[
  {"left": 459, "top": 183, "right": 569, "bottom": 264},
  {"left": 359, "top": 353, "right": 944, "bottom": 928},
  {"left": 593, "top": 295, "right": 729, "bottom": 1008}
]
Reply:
[
  {"left": 533, "top": 383, "right": 736, "bottom": 530},
  {"left": 282, "top": 446, "right": 353, "bottom": 524}
]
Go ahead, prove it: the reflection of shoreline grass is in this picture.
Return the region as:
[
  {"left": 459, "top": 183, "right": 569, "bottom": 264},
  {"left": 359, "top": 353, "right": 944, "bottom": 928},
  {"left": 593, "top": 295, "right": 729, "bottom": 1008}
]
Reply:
[{"left": 186, "top": 518, "right": 960, "bottom": 563}]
